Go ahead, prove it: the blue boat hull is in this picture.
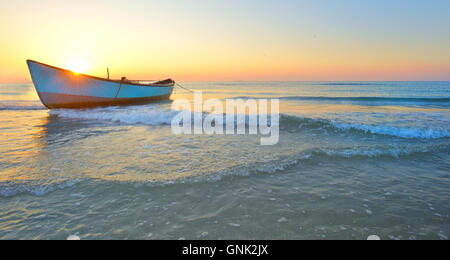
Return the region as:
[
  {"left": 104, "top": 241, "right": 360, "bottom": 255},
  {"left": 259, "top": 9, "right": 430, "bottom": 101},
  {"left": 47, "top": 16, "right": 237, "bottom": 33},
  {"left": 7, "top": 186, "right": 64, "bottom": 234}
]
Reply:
[{"left": 27, "top": 60, "right": 174, "bottom": 109}]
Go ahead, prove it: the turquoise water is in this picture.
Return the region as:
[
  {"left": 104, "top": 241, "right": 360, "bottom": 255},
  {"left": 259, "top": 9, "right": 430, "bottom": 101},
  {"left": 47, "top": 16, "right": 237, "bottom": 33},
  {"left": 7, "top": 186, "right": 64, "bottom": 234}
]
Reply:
[{"left": 0, "top": 82, "right": 449, "bottom": 240}]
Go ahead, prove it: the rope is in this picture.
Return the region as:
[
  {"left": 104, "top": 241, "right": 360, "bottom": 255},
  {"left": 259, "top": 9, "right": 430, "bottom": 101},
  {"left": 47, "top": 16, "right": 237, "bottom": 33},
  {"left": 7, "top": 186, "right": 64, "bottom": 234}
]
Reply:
[
  {"left": 175, "top": 82, "right": 195, "bottom": 93},
  {"left": 109, "top": 82, "right": 123, "bottom": 106},
  {"left": 114, "top": 82, "right": 123, "bottom": 99}
]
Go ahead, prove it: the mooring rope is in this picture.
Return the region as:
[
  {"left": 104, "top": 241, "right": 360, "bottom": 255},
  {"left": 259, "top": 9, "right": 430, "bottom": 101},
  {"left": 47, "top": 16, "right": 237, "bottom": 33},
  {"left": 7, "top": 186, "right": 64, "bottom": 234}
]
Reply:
[
  {"left": 108, "top": 82, "right": 123, "bottom": 106},
  {"left": 114, "top": 82, "right": 123, "bottom": 99},
  {"left": 175, "top": 82, "right": 195, "bottom": 93}
]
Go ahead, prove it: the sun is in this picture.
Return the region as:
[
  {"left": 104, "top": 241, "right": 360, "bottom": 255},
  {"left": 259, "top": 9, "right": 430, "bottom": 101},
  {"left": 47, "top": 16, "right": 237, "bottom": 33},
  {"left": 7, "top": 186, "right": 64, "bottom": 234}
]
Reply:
[{"left": 66, "top": 58, "right": 88, "bottom": 74}]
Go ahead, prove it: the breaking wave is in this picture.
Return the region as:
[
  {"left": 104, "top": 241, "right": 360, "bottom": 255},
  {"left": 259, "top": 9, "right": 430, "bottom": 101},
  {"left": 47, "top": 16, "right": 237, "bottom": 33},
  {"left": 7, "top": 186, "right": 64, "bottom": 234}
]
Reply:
[
  {"left": 50, "top": 105, "right": 450, "bottom": 140},
  {"left": 1, "top": 141, "right": 448, "bottom": 197},
  {"left": 280, "top": 115, "right": 450, "bottom": 139},
  {"left": 50, "top": 106, "right": 179, "bottom": 126}
]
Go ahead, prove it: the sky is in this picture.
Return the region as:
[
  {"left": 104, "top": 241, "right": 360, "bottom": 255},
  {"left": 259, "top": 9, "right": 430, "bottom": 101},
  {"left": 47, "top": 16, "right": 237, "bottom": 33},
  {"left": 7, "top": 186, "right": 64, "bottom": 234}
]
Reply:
[{"left": 0, "top": 0, "right": 449, "bottom": 82}]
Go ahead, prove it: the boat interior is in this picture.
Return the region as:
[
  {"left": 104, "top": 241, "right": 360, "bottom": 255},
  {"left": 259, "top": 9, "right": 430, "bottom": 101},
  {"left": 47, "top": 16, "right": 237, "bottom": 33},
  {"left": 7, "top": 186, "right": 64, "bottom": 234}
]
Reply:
[{"left": 121, "top": 77, "right": 175, "bottom": 86}]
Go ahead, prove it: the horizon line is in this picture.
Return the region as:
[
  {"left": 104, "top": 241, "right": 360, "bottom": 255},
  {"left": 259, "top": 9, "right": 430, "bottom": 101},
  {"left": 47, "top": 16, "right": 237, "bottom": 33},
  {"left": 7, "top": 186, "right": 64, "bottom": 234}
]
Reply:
[{"left": 2, "top": 80, "right": 450, "bottom": 84}]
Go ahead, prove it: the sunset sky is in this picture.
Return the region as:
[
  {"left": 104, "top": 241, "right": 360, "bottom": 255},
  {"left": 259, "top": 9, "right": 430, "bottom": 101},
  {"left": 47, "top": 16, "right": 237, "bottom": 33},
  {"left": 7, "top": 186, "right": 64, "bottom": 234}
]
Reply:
[{"left": 1, "top": 0, "right": 449, "bottom": 82}]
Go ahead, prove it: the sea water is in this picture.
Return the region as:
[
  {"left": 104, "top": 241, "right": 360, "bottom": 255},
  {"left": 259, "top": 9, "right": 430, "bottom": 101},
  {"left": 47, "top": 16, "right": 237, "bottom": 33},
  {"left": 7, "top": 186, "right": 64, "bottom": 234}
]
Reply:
[{"left": 0, "top": 82, "right": 448, "bottom": 240}]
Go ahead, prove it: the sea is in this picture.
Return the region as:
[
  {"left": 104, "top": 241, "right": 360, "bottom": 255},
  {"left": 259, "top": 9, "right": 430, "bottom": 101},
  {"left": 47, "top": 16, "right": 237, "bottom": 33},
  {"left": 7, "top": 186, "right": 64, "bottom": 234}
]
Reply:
[{"left": 0, "top": 81, "right": 449, "bottom": 240}]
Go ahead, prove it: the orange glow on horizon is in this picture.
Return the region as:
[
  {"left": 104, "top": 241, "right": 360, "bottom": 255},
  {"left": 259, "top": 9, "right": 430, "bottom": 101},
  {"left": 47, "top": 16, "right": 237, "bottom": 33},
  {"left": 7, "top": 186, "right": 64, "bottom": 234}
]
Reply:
[{"left": 0, "top": 1, "right": 449, "bottom": 83}]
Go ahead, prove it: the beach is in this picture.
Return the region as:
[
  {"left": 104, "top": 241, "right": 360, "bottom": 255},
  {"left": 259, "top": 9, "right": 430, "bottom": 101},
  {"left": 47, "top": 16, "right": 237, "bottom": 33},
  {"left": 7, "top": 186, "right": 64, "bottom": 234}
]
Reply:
[{"left": 0, "top": 81, "right": 449, "bottom": 240}]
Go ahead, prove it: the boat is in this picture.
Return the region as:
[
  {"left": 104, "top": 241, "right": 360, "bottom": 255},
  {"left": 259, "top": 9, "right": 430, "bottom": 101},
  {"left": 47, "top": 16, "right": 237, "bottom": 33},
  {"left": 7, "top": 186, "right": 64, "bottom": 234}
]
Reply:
[{"left": 26, "top": 60, "right": 174, "bottom": 109}]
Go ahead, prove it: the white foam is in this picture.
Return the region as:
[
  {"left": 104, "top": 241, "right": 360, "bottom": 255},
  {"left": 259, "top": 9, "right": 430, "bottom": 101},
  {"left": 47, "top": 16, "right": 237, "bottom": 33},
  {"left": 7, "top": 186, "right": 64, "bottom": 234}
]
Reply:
[
  {"left": 278, "top": 217, "right": 288, "bottom": 223},
  {"left": 51, "top": 106, "right": 179, "bottom": 126},
  {"left": 367, "top": 235, "right": 381, "bottom": 240},
  {"left": 333, "top": 121, "right": 449, "bottom": 139},
  {"left": 67, "top": 235, "right": 80, "bottom": 240},
  {"left": 438, "top": 233, "right": 448, "bottom": 240}
]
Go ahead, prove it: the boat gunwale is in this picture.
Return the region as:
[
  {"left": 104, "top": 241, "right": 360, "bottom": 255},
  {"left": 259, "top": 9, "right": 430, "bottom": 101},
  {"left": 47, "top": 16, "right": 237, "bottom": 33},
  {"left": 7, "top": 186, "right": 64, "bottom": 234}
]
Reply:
[{"left": 26, "top": 59, "right": 174, "bottom": 87}]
